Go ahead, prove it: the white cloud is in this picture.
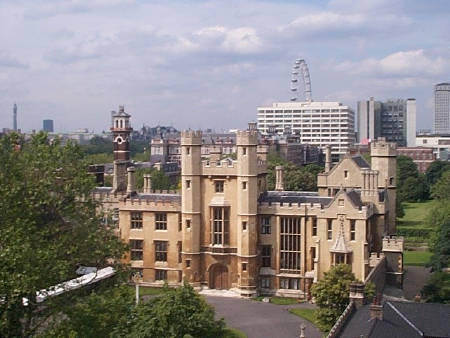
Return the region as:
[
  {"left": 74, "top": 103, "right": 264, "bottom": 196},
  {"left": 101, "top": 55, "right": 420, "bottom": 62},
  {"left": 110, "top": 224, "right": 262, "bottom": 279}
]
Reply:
[
  {"left": 279, "top": 12, "right": 364, "bottom": 32},
  {"left": 335, "top": 50, "right": 450, "bottom": 77}
]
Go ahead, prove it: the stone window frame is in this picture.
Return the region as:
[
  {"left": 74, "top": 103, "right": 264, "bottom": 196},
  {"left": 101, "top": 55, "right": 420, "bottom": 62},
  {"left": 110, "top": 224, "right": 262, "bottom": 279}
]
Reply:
[
  {"left": 130, "top": 211, "right": 143, "bottom": 229},
  {"left": 130, "top": 239, "right": 143, "bottom": 261},
  {"left": 154, "top": 241, "right": 168, "bottom": 262},
  {"left": 155, "top": 269, "right": 167, "bottom": 281},
  {"left": 155, "top": 213, "right": 167, "bottom": 230}
]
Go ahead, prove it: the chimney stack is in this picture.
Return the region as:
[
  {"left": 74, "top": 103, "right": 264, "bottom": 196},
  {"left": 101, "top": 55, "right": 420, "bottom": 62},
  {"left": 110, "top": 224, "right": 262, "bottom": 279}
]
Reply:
[
  {"left": 275, "top": 166, "right": 284, "bottom": 191},
  {"left": 369, "top": 304, "right": 383, "bottom": 320},
  {"left": 143, "top": 174, "right": 152, "bottom": 193},
  {"left": 325, "top": 145, "right": 331, "bottom": 172},
  {"left": 127, "top": 166, "right": 136, "bottom": 195},
  {"left": 349, "top": 282, "right": 365, "bottom": 308}
]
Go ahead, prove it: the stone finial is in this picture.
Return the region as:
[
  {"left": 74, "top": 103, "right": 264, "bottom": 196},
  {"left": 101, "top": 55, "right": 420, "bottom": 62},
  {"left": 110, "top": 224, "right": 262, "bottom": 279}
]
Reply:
[
  {"left": 275, "top": 165, "right": 284, "bottom": 191},
  {"left": 300, "top": 324, "right": 306, "bottom": 338}
]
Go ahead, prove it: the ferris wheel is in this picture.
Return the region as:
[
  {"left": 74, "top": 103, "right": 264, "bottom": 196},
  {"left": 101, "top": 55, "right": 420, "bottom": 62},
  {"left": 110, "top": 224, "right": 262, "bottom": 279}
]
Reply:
[{"left": 290, "top": 59, "right": 312, "bottom": 102}]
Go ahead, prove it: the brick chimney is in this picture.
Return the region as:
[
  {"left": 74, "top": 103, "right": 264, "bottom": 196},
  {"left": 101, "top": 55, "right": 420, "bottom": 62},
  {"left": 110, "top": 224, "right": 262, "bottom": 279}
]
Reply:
[
  {"left": 325, "top": 145, "right": 331, "bottom": 172},
  {"left": 369, "top": 304, "right": 383, "bottom": 320}
]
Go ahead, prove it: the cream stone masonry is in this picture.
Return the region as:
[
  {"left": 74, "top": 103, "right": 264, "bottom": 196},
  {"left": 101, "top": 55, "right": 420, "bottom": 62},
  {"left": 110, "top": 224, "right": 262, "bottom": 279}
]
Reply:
[{"left": 96, "top": 111, "right": 402, "bottom": 298}]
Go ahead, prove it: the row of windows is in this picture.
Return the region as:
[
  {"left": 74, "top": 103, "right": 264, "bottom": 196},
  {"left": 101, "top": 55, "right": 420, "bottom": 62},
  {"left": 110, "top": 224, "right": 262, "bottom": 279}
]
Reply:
[
  {"left": 130, "top": 240, "right": 186, "bottom": 265},
  {"left": 131, "top": 212, "right": 168, "bottom": 230}
]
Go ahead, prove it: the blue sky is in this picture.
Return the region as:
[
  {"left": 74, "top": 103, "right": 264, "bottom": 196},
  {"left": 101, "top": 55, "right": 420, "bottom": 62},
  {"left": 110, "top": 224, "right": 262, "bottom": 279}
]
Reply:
[{"left": 0, "top": 0, "right": 449, "bottom": 133}]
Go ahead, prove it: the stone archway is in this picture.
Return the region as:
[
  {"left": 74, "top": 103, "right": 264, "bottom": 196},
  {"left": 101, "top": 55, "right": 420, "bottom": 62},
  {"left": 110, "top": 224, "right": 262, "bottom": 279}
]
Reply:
[{"left": 209, "top": 263, "right": 229, "bottom": 290}]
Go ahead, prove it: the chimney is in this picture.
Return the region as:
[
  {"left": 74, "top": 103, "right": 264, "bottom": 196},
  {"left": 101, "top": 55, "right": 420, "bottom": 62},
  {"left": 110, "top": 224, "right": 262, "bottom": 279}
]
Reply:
[
  {"left": 127, "top": 166, "right": 136, "bottom": 195},
  {"left": 325, "top": 145, "right": 331, "bottom": 172},
  {"left": 369, "top": 304, "right": 383, "bottom": 320},
  {"left": 275, "top": 166, "right": 284, "bottom": 191},
  {"left": 349, "top": 282, "right": 365, "bottom": 308},
  {"left": 143, "top": 174, "right": 152, "bottom": 193},
  {"left": 209, "top": 146, "right": 222, "bottom": 165}
]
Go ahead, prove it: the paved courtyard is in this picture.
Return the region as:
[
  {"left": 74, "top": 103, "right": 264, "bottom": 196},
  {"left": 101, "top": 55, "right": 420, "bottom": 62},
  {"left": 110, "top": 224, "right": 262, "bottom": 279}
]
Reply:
[{"left": 205, "top": 295, "right": 322, "bottom": 338}]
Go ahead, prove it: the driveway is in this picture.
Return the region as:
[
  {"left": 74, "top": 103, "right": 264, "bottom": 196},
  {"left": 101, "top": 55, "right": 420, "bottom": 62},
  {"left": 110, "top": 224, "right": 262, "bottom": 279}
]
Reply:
[{"left": 205, "top": 296, "right": 322, "bottom": 338}]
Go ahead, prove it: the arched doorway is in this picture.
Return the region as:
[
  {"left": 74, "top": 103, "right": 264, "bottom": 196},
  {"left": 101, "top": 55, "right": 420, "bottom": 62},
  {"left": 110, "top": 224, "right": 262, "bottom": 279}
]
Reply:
[{"left": 209, "top": 264, "right": 229, "bottom": 290}]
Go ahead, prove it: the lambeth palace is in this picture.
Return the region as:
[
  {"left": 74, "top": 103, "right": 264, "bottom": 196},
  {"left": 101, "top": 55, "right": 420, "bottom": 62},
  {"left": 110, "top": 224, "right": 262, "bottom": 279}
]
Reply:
[{"left": 94, "top": 107, "right": 403, "bottom": 298}]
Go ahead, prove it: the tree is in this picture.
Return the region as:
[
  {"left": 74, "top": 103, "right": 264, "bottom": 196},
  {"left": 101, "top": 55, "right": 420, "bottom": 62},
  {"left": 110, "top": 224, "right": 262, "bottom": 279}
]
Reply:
[
  {"left": 431, "top": 171, "right": 450, "bottom": 201},
  {"left": 267, "top": 153, "right": 319, "bottom": 191},
  {"left": 311, "top": 264, "right": 373, "bottom": 331},
  {"left": 422, "top": 272, "right": 450, "bottom": 304},
  {"left": 428, "top": 219, "right": 450, "bottom": 272},
  {"left": 115, "top": 283, "right": 225, "bottom": 338},
  {"left": 0, "top": 133, "right": 127, "bottom": 337},
  {"left": 44, "top": 285, "right": 135, "bottom": 337},
  {"left": 399, "top": 174, "right": 429, "bottom": 202},
  {"left": 426, "top": 160, "right": 450, "bottom": 187},
  {"left": 135, "top": 167, "right": 175, "bottom": 191}
]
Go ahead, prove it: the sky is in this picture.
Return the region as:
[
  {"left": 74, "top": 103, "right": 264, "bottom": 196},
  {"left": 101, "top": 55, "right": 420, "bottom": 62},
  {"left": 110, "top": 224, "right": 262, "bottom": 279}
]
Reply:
[{"left": 0, "top": 0, "right": 449, "bottom": 133}]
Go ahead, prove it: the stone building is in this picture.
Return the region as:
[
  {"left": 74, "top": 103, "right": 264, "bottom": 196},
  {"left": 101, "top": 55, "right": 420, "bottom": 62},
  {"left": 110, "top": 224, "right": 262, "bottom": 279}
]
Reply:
[{"left": 95, "top": 109, "right": 403, "bottom": 298}]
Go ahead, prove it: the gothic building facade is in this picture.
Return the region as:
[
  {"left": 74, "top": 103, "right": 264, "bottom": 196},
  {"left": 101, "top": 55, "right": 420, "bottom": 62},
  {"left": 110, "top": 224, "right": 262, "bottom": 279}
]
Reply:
[{"left": 95, "top": 108, "right": 403, "bottom": 298}]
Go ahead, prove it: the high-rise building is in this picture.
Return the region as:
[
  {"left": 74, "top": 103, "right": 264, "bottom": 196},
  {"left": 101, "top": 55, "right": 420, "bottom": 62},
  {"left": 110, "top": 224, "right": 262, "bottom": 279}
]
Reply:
[
  {"left": 13, "top": 104, "right": 17, "bottom": 131},
  {"left": 43, "top": 119, "right": 54, "bottom": 132},
  {"left": 434, "top": 83, "right": 450, "bottom": 134},
  {"left": 257, "top": 101, "right": 355, "bottom": 160},
  {"left": 357, "top": 98, "right": 416, "bottom": 147}
]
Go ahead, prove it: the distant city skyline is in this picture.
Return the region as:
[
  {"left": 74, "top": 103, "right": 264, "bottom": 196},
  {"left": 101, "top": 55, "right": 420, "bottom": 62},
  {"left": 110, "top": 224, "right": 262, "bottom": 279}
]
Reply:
[{"left": 0, "top": 0, "right": 449, "bottom": 133}]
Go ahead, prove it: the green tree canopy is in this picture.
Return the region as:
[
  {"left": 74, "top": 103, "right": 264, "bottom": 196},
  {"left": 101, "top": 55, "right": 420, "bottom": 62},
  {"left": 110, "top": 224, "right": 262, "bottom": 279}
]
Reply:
[
  {"left": 431, "top": 171, "right": 450, "bottom": 201},
  {"left": 0, "top": 133, "right": 126, "bottom": 337},
  {"left": 267, "top": 153, "right": 320, "bottom": 191},
  {"left": 396, "top": 155, "right": 429, "bottom": 205},
  {"left": 425, "top": 160, "right": 450, "bottom": 187}
]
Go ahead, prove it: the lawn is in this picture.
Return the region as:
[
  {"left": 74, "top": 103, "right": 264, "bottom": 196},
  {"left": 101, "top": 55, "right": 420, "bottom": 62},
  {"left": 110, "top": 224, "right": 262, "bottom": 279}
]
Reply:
[
  {"left": 223, "top": 328, "right": 247, "bottom": 338},
  {"left": 288, "top": 308, "right": 321, "bottom": 331},
  {"left": 129, "top": 285, "right": 166, "bottom": 296},
  {"left": 252, "top": 296, "right": 299, "bottom": 305},
  {"left": 397, "top": 200, "right": 435, "bottom": 249},
  {"left": 403, "top": 250, "right": 433, "bottom": 266}
]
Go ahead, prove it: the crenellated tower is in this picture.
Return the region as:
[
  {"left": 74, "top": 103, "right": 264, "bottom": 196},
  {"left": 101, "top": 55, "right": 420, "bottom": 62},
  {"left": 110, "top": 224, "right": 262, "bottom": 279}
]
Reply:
[
  {"left": 180, "top": 130, "right": 203, "bottom": 286},
  {"left": 111, "top": 106, "right": 132, "bottom": 193},
  {"left": 236, "top": 130, "right": 259, "bottom": 296},
  {"left": 370, "top": 138, "right": 397, "bottom": 234}
]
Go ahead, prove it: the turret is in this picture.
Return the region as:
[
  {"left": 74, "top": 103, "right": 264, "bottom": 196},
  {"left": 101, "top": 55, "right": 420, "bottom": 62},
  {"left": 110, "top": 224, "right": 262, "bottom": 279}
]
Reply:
[
  {"left": 236, "top": 130, "right": 259, "bottom": 296},
  {"left": 180, "top": 130, "right": 203, "bottom": 286},
  {"left": 370, "top": 138, "right": 397, "bottom": 234}
]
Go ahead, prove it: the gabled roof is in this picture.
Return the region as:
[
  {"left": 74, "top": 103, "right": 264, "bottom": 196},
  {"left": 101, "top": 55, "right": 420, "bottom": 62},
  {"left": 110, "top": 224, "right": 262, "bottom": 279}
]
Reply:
[
  {"left": 339, "top": 301, "right": 450, "bottom": 338},
  {"left": 352, "top": 155, "right": 370, "bottom": 168}
]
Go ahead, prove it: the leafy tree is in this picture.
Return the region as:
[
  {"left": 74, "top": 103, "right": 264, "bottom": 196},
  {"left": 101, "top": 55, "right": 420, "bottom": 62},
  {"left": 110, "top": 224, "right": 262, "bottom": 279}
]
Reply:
[
  {"left": 428, "top": 219, "right": 450, "bottom": 272},
  {"left": 399, "top": 174, "right": 429, "bottom": 202},
  {"left": 84, "top": 152, "right": 114, "bottom": 164},
  {"left": 397, "top": 155, "right": 419, "bottom": 185},
  {"left": 0, "top": 133, "right": 127, "bottom": 337},
  {"left": 135, "top": 167, "right": 175, "bottom": 191},
  {"left": 267, "top": 153, "right": 318, "bottom": 191},
  {"left": 431, "top": 171, "right": 450, "bottom": 201},
  {"left": 303, "top": 163, "right": 324, "bottom": 177},
  {"left": 310, "top": 264, "right": 373, "bottom": 331},
  {"left": 422, "top": 272, "right": 450, "bottom": 304},
  {"left": 115, "top": 283, "right": 225, "bottom": 338},
  {"left": 426, "top": 160, "right": 450, "bottom": 187},
  {"left": 44, "top": 285, "right": 135, "bottom": 337},
  {"left": 81, "top": 136, "right": 112, "bottom": 155}
]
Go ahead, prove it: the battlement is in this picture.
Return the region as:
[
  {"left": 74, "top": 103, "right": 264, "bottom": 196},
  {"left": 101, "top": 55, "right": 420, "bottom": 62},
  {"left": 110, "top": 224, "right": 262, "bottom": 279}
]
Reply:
[
  {"left": 382, "top": 236, "right": 404, "bottom": 252},
  {"left": 180, "top": 130, "right": 203, "bottom": 145},
  {"left": 236, "top": 130, "right": 258, "bottom": 145},
  {"left": 121, "top": 195, "right": 181, "bottom": 211},
  {"left": 371, "top": 138, "right": 397, "bottom": 157}
]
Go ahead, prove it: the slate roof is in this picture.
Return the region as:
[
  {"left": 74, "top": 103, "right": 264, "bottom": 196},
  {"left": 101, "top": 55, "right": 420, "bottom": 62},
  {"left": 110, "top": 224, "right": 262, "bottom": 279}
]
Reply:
[
  {"left": 259, "top": 191, "right": 333, "bottom": 206},
  {"left": 339, "top": 301, "right": 450, "bottom": 338},
  {"left": 352, "top": 155, "right": 370, "bottom": 168},
  {"left": 346, "top": 190, "right": 364, "bottom": 208},
  {"left": 135, "top": 193, "right": 181, "bottom": 203}
]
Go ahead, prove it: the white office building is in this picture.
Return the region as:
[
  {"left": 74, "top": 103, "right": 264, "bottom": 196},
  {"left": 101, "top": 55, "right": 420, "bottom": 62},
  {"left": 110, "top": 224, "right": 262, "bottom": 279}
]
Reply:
[{"left": 257, "top": 101, "right": 355, "bottom": 159}]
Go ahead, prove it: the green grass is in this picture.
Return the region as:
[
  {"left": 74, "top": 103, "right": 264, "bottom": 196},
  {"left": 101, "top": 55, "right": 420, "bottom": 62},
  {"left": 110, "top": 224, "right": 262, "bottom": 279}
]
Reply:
[
  {"left": 223, "top": 328, "right": 247, "bottom": 338},
  {"left": 398, "top": 200, "right": 435, "bottom": 228},
  {"left": 252, "top": 296, "right": 299, "bottom": 305},
  {"left": 403, "top": 250, "right": 433, "bottom": 266},
  {"left": 289, "top": 308, "right": 321, "bottom": 329},
  {"left": 130, "top": 285, "right": 166, "bottom": 296}
]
